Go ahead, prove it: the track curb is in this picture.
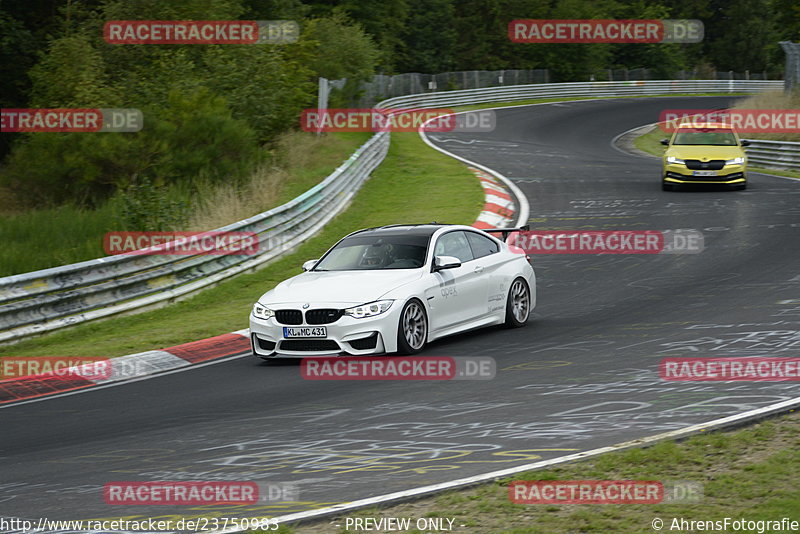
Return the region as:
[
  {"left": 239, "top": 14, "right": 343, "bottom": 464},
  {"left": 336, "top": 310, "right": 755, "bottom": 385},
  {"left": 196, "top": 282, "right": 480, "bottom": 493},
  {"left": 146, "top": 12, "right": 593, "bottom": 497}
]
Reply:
[
  {"left": 0, "top": 331, "right": 250, "bottom": 405},
  {"left": 0, "top": 152, "right": 517, "bottom": 406}
]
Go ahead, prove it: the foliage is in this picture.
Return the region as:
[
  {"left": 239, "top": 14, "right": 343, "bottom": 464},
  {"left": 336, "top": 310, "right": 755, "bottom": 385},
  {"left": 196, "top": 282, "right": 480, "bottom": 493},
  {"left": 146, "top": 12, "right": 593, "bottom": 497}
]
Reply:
[
  {"left": 119, "top": 176, "right": 189, "bottom": 232},
  {"left": 0, "top": 0, "right": 795, "bottom": 220}
]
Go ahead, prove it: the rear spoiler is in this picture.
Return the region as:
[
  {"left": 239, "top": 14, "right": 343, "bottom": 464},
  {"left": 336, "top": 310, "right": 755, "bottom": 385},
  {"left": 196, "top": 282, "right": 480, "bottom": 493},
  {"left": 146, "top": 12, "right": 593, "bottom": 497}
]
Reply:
[{"left": 484, "top": 225, "right": 529, "bottom": 243}]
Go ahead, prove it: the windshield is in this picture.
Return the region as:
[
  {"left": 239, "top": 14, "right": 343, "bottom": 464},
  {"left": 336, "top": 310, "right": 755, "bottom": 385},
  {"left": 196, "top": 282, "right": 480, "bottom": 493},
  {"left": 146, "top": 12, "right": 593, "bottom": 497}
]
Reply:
[
  {"left": 673, "top": 128, "right": 738, "bottom": 146},
  {"left": 313, "top": 234, "right": 429, "bottom": 271}
]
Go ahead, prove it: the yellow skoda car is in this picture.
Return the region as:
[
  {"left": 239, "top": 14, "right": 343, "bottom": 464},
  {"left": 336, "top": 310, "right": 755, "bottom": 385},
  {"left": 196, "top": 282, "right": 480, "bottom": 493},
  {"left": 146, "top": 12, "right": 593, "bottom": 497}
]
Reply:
[{"left": 661, "top": 123, "right": 750, "bottom": 191}]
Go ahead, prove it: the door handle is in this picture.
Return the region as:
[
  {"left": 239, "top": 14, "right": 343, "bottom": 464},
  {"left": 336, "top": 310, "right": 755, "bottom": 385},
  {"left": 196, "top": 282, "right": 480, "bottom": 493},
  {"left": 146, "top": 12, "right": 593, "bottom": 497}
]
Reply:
[{"left": 473, "top": 266, "right": 484, "bottom": 274}]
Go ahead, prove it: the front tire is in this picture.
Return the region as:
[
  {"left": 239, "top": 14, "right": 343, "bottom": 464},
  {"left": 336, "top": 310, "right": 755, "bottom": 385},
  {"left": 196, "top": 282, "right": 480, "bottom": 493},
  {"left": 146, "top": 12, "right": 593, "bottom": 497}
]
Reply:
[
  {"left": 397, "top": 299, "right": 428, "bottom": 354},
  {"left": 505, "top": 278, "right": 531, "bottom": 328}
]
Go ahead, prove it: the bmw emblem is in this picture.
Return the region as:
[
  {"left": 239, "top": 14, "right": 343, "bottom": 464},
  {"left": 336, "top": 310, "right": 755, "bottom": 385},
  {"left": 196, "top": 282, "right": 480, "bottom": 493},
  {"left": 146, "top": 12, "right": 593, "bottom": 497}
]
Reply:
[{"left": 302, "top": 303, "right": 310, "bottom": 309}]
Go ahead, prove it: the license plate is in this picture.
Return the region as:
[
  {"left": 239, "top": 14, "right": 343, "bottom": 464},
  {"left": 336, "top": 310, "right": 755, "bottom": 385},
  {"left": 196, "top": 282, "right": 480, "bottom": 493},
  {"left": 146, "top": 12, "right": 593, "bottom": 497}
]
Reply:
[
  {"left": 692, "top": 170, "right": 717, "bottom": 177},
  {"left": 283, "top": 326, "right": 327, "bottom": 338}
]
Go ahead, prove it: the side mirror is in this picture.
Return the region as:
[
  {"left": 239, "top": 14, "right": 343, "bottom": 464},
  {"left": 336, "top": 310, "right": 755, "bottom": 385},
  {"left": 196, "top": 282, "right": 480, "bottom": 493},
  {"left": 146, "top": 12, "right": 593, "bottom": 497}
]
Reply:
[
  {"left": 433, "top": 255, "right": 461, "bottom": 272},
  {"left": 302, "top": 259, "right": 319, "bottom": 271},
  {"left": 740, "top": 139, "right": 751, "bottom": 146},
  {"left": 660, "top": 139, "right": 670, "bottom": 146}
]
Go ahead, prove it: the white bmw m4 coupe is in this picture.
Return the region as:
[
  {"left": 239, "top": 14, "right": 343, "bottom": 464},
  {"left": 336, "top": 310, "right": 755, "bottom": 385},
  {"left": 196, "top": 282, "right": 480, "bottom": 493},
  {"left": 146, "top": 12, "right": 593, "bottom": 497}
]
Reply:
[{"left": 249, "top": 223, "right": 535, "bottom": 358}]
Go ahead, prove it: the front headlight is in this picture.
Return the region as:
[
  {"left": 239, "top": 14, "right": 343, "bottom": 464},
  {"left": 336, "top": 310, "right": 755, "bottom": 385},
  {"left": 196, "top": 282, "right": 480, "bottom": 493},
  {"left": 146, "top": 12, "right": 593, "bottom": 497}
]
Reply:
[
  {"left": 344, "top": 300, "right": 393, "bottom": 319},
  {"left": 725, "top": 156, "right": 745, "bottom": 165},
  {"left": 666, "top": 156, "right": 685, "bottom": 165},
  {"left": 252, "top": 303, "right": 275, "bottom": 320}
]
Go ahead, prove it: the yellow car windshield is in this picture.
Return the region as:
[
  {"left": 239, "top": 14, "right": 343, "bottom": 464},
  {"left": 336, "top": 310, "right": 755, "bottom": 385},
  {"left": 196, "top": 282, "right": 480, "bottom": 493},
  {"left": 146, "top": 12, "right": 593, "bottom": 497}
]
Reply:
[{"left": 673, "top": 129, "right": 738, "bottom": 146}]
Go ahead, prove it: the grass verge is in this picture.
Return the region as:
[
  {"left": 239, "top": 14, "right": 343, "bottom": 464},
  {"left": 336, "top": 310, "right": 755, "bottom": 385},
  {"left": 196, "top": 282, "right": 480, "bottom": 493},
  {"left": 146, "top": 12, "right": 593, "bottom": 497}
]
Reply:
[
  {"left": 1, "top": 131, "right": 484, "bottom": 357},
  {"left": 0, "top": 201, "right": 123, "bottom": 277},
  {"left": 634, "top": 124, "right": 800, "bottom": 179},
  {"left": 0, "top": 132, "right": 370, "bottom": 277},
  {"left": 733, "top": 90, "right": 800, "bottom": 142},
  {"left": 287, "top": 410, "right": 800, "bottom": 534}
]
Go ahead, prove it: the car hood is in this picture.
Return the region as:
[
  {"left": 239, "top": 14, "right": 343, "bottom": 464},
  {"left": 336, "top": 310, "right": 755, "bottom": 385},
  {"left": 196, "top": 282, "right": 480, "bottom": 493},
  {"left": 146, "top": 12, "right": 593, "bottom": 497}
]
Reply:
[
  {"left": 258, "top": 269, "right": 424, "bottom": 306},
  {"left": 666, "top": 145, "right": 744, "bottom": 160}
]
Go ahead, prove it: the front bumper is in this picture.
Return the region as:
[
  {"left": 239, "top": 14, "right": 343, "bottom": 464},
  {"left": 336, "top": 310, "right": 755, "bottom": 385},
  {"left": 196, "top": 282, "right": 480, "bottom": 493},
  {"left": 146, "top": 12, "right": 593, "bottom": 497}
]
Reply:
[
  {"left": 662, "top": 163, "right": 746, "bottom": 185},
  {"left": 249, "top": 302, "right": 403, "bottom": 358}
]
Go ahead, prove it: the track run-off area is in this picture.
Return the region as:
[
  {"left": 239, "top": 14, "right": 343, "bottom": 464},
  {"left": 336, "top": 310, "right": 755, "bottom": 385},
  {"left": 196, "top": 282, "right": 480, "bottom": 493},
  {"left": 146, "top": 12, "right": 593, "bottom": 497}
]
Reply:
[{"left": 1, "top": 96, "right": 798, "bottom": 525}]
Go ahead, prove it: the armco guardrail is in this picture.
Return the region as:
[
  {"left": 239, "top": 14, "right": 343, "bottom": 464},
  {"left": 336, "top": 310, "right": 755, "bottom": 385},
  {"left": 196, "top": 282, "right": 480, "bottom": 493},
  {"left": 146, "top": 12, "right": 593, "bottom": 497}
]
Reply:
[
  {"left": 745, "top": 139, "right": 800, "bottom": 170},
  {"left": 0, "top": 80, "right": 783, "bottom": 344},
  {"left": 377, "top": 79, "right": 782, "bottom": 108},
  {"left": 0, "top": 132, "right": 389, "bottom": 343}
]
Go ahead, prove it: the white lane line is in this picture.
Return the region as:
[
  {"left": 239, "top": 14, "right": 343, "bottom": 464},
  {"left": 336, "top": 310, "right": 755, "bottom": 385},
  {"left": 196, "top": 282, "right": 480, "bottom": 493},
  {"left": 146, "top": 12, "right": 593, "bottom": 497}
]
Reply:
[
  {"left": 417, "top": 107, "right": 532, "bottom": 227},
  {"left": 210, "top": 396, "right": 800, "bottom": 531}
]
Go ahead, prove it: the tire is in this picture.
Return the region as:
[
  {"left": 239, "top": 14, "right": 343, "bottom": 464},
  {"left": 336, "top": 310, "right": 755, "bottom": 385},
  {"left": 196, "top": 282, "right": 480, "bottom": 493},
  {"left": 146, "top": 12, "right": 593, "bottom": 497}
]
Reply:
[
  {"left": 735, "top": 183, "right": 747, "bottom": 191},
  {"left": 662, "top": 183, "right": 673, "bottom": 191},
  {"left": 505, "top": 278, "right": 531, "bottom": 328},
  {"left": 397, "top": 298, "right": 428, "bottom": 354}
]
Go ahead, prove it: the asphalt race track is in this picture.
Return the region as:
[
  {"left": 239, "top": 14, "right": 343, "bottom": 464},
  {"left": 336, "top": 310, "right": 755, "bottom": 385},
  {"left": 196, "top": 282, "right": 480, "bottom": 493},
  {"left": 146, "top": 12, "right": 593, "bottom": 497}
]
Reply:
[{"left": 2, "top": 96, "right": 799, "bottom": 523}]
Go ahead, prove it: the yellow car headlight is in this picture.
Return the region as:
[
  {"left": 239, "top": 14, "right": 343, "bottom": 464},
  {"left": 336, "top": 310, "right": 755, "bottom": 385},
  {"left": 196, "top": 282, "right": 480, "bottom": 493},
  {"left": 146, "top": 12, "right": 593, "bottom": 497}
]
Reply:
[
  {"left": 666, "top": 156, "right": 685, "bottom": 165},
  {"left": 725, "top": 157, "right": 745, "bottom": 165}
]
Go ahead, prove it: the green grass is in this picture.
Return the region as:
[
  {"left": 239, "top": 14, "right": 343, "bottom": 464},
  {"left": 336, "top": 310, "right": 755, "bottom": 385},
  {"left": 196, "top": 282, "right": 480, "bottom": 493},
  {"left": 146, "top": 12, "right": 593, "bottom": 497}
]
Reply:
[
  {"left": 286, "top": 411, "right": 800, "bottom": 533},
  {"left": 0, "top": 201, "right": 123, "bottom": 277},
  {"left": 634, "top": 124, "right": 800, "bottom": 179},
  {"left": 274, "top": 132, "right": 372, "bottom": 205},
  {"left": 1, "top": 131, "right": 483, "bottom": 357},
  {"left": 633, "top": 125, "right": 669, "bottom": 156},
  {"left": 0, "top": 132, "right": 371, "bottom": 278}
]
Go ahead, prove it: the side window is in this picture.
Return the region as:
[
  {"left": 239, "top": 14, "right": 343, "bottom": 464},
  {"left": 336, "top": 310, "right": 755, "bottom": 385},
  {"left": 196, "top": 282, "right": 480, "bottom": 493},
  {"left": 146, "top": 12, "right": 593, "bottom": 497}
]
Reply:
[
  {"left": 433, "top": 231, "right": 474, "bottom": 263},
  {"left": 466, "top": 232, "right": 499, "bottom": 259}
]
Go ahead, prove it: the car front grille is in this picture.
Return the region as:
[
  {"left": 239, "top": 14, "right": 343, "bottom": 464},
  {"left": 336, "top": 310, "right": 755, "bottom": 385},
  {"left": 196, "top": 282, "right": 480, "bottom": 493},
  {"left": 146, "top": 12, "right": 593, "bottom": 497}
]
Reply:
[
  {"left": 280, "top": 339, "right": 340, "bottom": 352},
  {"left": 275, "top": 310, "right": 303, "bottom": 325},
  {"left": 305, "top": 308, "right": 343, "bottom": 325},
  {"left": 685, "top": 159, "right": 725, "bottom": 170}
]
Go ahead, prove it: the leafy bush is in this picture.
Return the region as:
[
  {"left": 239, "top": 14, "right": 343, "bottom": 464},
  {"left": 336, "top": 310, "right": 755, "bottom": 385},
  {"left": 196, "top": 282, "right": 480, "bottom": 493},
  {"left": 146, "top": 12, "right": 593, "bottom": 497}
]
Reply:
[
  {"left": 117, "top": 176, "right": 189, "bottom": 232},
  {"left": 0, "top": 88, "right": 260, "bottom": 207}
]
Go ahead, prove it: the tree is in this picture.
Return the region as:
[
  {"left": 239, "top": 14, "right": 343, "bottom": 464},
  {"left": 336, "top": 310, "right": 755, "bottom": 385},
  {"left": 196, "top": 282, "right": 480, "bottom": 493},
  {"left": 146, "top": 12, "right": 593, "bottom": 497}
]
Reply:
[
  {"left": 703, "top": 0, "right": 775, "bottom": 72},
  {"left": 28, "top": 35, "right": 119, "bottom": 107},
  {"left": 307, "top": 0, "right": 409, "bottom": 71},
  {"left": 396, "top": 0, "right": 457, "bottom": 73},
  {"left": 301, "top": 12, "right": 380, "bottom": 81}
]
